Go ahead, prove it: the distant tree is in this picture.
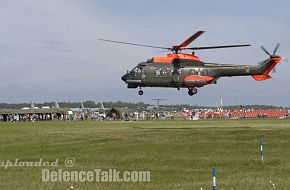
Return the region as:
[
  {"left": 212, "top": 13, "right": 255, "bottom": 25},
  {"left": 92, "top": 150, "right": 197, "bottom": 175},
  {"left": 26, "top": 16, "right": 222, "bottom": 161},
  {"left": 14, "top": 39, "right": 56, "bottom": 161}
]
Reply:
[{"left": 83, "top": 101, "right": 97, "bottom": 108}]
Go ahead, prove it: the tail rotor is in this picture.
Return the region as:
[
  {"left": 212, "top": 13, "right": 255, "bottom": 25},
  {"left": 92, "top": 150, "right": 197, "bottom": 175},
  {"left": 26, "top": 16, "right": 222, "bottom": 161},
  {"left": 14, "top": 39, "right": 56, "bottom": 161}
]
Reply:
[
  {"left": 260, "top": 43, "right": 280, "bottom": 58},
  {"left": 261, "top": 46, "right": 271, "bottom": 56},
  {"left": 260, "top": 43, "right": 282, "bottom": 73},
  {"left": 273, "top": 43, "right": 280, "bottom": 55}
]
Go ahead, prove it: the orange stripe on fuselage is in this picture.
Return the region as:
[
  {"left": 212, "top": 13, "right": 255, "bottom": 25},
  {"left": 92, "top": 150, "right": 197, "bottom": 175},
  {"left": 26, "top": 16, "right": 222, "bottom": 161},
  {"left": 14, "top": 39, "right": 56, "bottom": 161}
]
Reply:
[
  {"left": 184, "top": 75, "right": 215, "bottom": 82},
  {"left": 153, "top": 53, "right": 203, "bottom": 63}
]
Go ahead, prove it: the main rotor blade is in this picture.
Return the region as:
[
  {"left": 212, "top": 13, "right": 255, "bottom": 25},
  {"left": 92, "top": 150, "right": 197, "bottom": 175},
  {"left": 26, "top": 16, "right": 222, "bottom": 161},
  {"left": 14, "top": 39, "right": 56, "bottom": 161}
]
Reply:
[
  {"left": 261, "top": 46, "right": 271, "bottom": 56},
  {"left": 178, "top": 31, "right": 205, "bottom": 48},
  {"left": 185, "top": 44, "right": 251, "bottom": 50},
  {"left": 273, "top": 43, "right": 280, "bottom": 55},
  {"left": 99, "top": 39, "right": 169, "bottom": 50}
]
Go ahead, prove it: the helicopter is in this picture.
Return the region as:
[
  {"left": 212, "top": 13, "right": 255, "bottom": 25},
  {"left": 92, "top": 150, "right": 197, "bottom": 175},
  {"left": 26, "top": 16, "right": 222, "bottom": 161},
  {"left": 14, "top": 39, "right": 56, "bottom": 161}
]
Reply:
[{"left": 99, "top": 31, "right": 282, "bottom": 96}]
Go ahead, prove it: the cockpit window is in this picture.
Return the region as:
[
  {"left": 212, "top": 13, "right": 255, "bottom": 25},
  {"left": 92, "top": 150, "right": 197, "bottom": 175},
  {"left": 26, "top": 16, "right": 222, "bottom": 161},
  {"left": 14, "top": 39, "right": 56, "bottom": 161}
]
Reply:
[{"left": 130, "top": 66, "right": 141, "bottom": 74}]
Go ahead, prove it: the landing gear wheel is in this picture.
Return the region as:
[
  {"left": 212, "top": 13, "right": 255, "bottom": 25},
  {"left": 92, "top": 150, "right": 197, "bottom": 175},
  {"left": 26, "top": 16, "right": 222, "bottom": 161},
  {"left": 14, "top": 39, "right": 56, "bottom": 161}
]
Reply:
[
  {"left": 188, "top": 90, "right": 194, "bottom": 96},
  {"left": 192, "top": 88, "right": 197, "bottom": 94},
  {"left": 188, "top": 88, "right": 197, "bottom": 96},
  {"left": 138, "top": 90, "right": 144, "bottom": 95}
]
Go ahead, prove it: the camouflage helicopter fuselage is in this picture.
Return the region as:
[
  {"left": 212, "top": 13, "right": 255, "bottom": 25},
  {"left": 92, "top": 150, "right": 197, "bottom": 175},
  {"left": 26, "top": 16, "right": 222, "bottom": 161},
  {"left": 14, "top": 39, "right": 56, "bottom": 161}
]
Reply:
[{"left": 121, "top": 53, "right": 281, "bottom": 96}]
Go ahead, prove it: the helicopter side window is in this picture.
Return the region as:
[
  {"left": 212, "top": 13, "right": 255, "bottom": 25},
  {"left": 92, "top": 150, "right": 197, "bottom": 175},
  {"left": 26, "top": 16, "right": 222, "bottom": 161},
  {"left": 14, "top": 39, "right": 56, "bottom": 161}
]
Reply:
[
  {"left": 202, "top": 69, "right": 208, "bottom": 75},
  {"left": 162, "top": 69, "right": 167, "bottom": 75},
  {"left": 155, "top": 68, "right": 162, "bottom": 76},
  {"left": 172, "top": 69, "right": 181, "bottom": 75},
  {"left": 190, "top": 69, "right": 198, "bottom": 75}
]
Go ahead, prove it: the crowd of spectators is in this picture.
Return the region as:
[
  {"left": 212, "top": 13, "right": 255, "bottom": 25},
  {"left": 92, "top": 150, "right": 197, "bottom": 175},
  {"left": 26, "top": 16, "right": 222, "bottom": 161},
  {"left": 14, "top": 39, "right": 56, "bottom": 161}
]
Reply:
[{"left": 0, "top": 108, "right": 289, "bottom": 122}]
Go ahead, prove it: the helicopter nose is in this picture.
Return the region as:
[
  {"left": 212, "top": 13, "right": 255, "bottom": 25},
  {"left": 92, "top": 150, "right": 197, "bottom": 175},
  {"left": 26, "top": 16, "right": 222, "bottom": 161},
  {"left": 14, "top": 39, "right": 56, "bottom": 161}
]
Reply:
[{"left": 121, "top": 74, "right": 127, "bottom": 82}]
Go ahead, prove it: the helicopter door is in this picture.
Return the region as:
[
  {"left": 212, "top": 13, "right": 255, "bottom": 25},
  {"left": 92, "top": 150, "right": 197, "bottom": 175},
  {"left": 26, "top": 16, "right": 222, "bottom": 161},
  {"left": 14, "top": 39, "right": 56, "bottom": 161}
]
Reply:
[
  {"left": 172, "top": 69, "right": 182, "bottom": 83},
  {"left": 141, "top": 66, "right": 146, "bottom": 82}
]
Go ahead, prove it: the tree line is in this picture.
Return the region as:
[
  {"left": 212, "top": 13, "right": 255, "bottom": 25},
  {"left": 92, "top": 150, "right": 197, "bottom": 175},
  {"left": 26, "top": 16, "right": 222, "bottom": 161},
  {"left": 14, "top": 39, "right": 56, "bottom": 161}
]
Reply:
[{"left": 0, "top": 101, "right": 287, "bottom": 110}]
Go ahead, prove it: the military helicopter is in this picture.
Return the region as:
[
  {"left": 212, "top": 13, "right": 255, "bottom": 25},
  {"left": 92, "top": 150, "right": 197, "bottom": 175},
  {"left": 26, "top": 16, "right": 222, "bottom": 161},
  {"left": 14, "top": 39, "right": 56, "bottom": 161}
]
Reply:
[{"left": 99, "top": 31, "right": 282, "bottom": 96}]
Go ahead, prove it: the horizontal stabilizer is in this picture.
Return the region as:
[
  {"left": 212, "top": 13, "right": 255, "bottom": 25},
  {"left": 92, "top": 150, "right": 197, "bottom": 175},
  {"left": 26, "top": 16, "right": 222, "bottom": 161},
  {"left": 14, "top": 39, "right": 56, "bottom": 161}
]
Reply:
[{"left": 251, "top": 74, "right": 272, "bottom": 81}]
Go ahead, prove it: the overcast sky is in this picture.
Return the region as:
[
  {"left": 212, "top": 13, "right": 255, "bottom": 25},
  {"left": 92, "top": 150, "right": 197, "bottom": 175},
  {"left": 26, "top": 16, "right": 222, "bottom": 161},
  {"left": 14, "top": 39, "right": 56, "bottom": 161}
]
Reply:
[{"left": 0, "top": 0, "right": 289, "bottom": 106}]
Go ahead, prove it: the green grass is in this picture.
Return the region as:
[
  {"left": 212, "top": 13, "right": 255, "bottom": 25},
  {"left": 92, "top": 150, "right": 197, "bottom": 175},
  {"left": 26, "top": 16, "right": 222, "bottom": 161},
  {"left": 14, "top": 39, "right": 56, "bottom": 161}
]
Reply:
[{"left": 0, "top": 119, "right": 290, "bottom": 189}]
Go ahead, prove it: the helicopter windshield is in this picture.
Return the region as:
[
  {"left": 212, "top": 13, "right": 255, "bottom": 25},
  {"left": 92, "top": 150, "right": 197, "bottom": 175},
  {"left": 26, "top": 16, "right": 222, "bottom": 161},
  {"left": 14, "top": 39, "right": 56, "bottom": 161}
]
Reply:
[{"left": 130, "top": 66, "right": 141, "bottom": 74}]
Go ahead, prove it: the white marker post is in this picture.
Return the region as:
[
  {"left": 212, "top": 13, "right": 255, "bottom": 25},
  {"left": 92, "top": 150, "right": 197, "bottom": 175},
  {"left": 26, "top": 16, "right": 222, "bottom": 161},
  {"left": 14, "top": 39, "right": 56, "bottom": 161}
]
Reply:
[
  {"left": 260, "top": 138, "right": 264, "bottom": 162},
  {"left": 212, "top": 167, "right": 216, "bottom": 190}
]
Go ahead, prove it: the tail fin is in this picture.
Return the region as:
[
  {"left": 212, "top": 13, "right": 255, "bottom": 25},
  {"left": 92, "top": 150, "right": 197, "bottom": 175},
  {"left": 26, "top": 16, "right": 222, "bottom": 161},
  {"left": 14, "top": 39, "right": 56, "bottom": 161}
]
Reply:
[
  {"left": 55, "top": 101, "right": 60, "bottom": 108},
  {"left": 251, "top": 56, "right": 281, "bottom": 81},
  {"left": 81, "top": 102, "right": 85, "bottom": 109}
]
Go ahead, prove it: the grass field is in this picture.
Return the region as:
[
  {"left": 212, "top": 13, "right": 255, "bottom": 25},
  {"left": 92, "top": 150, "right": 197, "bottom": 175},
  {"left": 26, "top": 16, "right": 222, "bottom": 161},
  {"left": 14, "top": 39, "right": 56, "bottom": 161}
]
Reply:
[{"left": 0, "top": 119, "right": 290, "bottom": 190}]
